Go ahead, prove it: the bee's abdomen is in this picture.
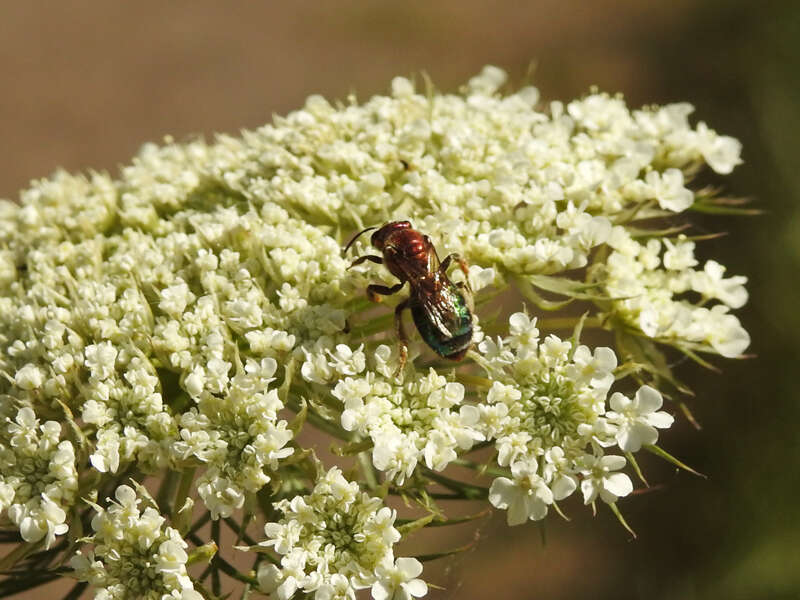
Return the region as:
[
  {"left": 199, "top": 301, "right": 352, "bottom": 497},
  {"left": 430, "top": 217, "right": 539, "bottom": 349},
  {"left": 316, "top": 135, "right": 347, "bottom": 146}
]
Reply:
[{"left": 411, "top": 293, "right": 473, "bottom": 360}]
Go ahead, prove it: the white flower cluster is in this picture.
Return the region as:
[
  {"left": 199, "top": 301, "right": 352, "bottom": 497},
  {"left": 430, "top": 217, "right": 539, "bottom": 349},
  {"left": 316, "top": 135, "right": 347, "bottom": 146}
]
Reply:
[
  {"left": 0, "top": 64, "right": 748, "bottom": 464},
  {"left": 0, "top": 405, "right": 77, "bottom": 548},
  {"left": 172, "top": 356, "right": 294, "bottom": 518},
  {"left": 604, "top": 230, "right": 750, "bottom": 357},
  {"left": 480, "top": 313, "right": 673, "bottom": 525},
  {"left": 71, "top": 484, "right": 201, "bottom": 600},
  {"left": 0, "top": 64, "right": 751, "bottom": 589},
  {"left": 83, "top": 346, "right": 176, "bottom": 474},
  {"left": 258, "top": 467, "right": 427, "bottom": 600},
  {"left": 309, "top": 344, "right": 483, "bottom": 484}
]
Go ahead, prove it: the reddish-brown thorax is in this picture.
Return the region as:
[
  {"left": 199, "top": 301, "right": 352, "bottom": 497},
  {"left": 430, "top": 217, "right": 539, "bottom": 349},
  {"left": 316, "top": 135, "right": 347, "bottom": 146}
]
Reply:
[{"left": 370, "top": 221, "right": 431, "bottom": 281}]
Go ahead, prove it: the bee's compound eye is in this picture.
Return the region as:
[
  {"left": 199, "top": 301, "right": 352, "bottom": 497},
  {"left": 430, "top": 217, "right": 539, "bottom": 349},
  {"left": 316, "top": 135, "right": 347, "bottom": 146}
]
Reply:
[
  {"left": 370, "top": 227, "right": 387, "bottom": 249},
  {"left": 372, "top": 222, "right": 402, "bottom": 247}
]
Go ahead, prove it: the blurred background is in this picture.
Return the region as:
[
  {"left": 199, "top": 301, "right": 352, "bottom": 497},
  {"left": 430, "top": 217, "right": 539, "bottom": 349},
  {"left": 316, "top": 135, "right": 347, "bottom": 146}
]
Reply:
[{"left": 1, "top": 1, "right": 798, "bottom": 598}]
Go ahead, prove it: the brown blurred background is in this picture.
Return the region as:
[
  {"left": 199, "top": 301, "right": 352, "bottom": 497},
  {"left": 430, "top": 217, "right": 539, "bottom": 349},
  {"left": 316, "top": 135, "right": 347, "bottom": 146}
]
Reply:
[{"left": 1, "top": 1, "right": 798, "bottom": 598}]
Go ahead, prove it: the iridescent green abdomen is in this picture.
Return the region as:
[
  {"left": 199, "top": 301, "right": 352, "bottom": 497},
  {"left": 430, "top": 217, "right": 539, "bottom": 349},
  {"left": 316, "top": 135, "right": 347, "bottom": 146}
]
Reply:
[{"left": 411, "top": 283, "right": 473, "bottom": 360}]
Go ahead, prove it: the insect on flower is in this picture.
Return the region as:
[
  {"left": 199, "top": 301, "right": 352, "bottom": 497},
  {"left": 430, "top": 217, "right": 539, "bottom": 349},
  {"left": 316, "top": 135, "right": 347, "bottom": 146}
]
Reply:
[{"left": 344, "top": 221, "right": 474, "bottom": 371}]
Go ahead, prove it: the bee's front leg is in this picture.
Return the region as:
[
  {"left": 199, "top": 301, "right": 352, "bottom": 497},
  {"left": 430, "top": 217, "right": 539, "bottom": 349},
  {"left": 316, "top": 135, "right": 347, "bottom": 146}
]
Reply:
[{"left": 394, "top": 297, "right": 410, "bottom": 378}]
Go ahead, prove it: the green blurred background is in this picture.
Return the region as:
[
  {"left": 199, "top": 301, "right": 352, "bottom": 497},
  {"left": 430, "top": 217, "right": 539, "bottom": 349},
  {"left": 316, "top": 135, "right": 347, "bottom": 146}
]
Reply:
[{"left": 1, "top": 1, "right": 797, "bottom": 598}]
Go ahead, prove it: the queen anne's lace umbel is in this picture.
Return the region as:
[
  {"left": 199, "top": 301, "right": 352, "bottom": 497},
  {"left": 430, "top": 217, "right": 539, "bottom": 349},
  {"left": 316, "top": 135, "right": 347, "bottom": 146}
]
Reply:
[
  {"left": 0, "top": 66, "right": 749, "bottom": 596},
  {"left": 479, "top": 313, "right": 674, "bottom": 525},
  {"left": 258, "top": 467, "right": 426, "bottom": 600},
  {"left": 71, "top": 485, "right": 202, "bottom": 600},
  {"left": 0, "top": 406, "right": 77, "bottom": 549},
  {"left": 330, "top": 346, "right": 484, "bottom": 485}
]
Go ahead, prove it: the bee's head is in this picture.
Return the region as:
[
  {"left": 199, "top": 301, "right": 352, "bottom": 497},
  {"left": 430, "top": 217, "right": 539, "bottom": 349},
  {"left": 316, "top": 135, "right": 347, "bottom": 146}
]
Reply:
[
  {"left": 370, "top": 221, "right": 411, "bottom": 250},
  {"left": 343, "top": 221, "right": 413, "bottom": 256}
]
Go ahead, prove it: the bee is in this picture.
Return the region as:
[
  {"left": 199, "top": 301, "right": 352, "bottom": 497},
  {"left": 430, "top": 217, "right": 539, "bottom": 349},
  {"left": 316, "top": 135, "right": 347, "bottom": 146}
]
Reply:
[{"left": 344, "top": 221, "right": 474, "bottom": 370}]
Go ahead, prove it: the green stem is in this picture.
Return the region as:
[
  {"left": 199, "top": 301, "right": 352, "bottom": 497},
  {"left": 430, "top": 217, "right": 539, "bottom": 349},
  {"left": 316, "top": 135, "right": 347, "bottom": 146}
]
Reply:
[
  {"left": 347, "top": 312, "right": 394, "bottom": 340},
  {"left": 343, "top": 295, "right": 373, "bottom": 313},
  {"left": 245, "top": 554, "right": 266, "bottom": 599},
  {"left": 358, "top": 451, "right": 379, "bottom": 490},
  {"left": 189, "top": 533, "right": 259, "bottom": 588},
  {"left": 278, "top": 357, "right": 296, "bottom": 405},
  {"left": 172, "top": 467, "right": 196, "bottom": 529},
  {"left": 286, "top": 397, "right": 351, "bottom": 442},
  {"left": 211, "top": 520, "right": 222, "bottom": 596},
  {"left": 223, "top": 517, "right": 258, "bottom": 547},
  {"left": 187, "top": 512, "right": 212, "bottom": 537},
  {"left": 464, "top": 440, "right": 494, "bottom": 453},
  {"left": 453, "top": 373, "right": 493, "bottom": 389},
  {"left": 414, "top": 540, "right": 476, "bottom": 562},
  {"left": 62, "top": 581, "right": 89, "bottom": 600},
  {"left": 453, "top": 458, "right": 510, "bottom": 479},
  {"left": 537, "top": 316, "right": 603, "bottom": 330},
  {"left": 422, "top": 469, "right": 489, "bottom": 500},
  {"left": 213, "top": 554, "right": 259, "bottom": 587},
  {"left": 155, "top": 469, "right": 179, "bottom": 512},
  {"left": 474, "top": 285, "right": 508, "bottom": 308},
  {"left": 333, "top": 438, "right": 374, "bottom": 456},
  {"left": 0, "top": 569, "right": 60, "bottom": 597},
  {"left": 0, "top": 541, "right": 37, "bottom": 571},
  {"left": 397, "top": 508, "right": 491, "bottom": 528}
]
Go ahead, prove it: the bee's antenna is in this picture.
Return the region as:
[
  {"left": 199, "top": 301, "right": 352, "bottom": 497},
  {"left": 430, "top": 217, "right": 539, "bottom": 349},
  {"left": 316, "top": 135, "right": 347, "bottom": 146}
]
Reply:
[{"left": 343, "top": 226, "right": 378, "bottom": 256}]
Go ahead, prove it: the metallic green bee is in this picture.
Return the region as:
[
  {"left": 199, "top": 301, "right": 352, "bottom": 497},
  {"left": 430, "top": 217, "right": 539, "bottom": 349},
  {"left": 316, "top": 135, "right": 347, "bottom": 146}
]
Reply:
[{"left": 344, "top": 221, "right": 474, "bottom": 370}]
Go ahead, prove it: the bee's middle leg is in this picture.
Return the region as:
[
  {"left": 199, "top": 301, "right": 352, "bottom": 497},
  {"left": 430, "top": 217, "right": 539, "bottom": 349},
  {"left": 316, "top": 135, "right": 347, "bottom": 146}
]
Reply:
[
  {"left": 348, "top": 254, "right": 383, "bottom": 270},
  {"left": 366, "top": 282, "right": 404, "bottom": 303}
]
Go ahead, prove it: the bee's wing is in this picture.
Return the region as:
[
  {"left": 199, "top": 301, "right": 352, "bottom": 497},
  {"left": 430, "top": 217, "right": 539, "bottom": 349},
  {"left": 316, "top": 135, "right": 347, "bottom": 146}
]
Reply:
[
  {"left": 417, "top": 279, "right": 465, "bottom": 338},
  {"left": 385, "top": 246, "right": 429, "bottom": 279},
  {"left": 425, "top": 236, "right": 441, "bottom": 272},
  {"left": 418, "top": 240, "right": 460, "bottom": 337},
  {"left": 385, "top": 241, "right": 462, "bottom": 339}
]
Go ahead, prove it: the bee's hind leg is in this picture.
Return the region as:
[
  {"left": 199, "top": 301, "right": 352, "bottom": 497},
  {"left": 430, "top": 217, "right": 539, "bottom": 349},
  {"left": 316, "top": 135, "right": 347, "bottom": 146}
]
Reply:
[
  {"left": 440, "top": 253, "right": 472, "bottom": 294},
  {"left": 393, "top": 298, "right": 411, "bottom": 379}
]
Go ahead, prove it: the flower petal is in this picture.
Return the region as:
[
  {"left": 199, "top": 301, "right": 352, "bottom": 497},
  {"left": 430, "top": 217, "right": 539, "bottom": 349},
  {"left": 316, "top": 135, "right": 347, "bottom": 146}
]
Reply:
[
  {"left": 605, "top": 472, "right": 633, "bottom": 498},
  {"left": 506, "top": 495, "right": 530, "bottom": 526},
  {"left": 634, "top": 385, "right": 663, "bottom": 412},
  {"left": 488, "top": 477, "right": 515, "bottom": 510},
  {"left": 396, "top": 557, "right": 423, "bottom": 579},
  {"left": 405, "top": 579, "right": 428, "bottom": 598},
  {"left": 645, "top": 411, "right": 674, "bottom": 429}
]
